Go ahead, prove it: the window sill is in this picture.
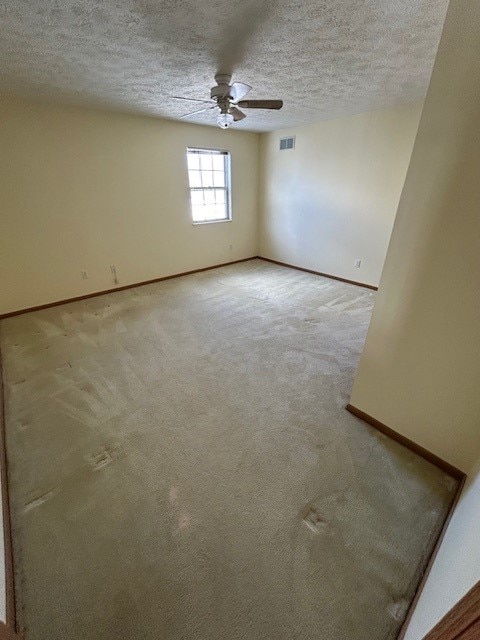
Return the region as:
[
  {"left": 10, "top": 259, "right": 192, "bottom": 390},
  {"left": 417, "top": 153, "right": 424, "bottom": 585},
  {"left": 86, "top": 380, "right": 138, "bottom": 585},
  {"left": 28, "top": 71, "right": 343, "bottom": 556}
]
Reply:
[{"left": 192, "top": 218, "right": 232, "bottom": 226}]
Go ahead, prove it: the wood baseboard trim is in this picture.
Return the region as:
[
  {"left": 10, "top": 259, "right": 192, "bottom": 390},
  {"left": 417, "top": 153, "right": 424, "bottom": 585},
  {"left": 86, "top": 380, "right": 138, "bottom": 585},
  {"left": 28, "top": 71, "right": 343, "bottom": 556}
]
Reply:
[
  {"left": 0, "top": 257, "right": 257, "bottom": 319},
  {"left": 346, "top": 404, "right": 465, "bottom": 480},
  {"left": 0, "top": 360, "right": 18, "bottom": 635},
  {"left": 0, "top": 257, "right": 378, "bottom": 319},
  {"left": 346, "top": 404, "right": 467, "bottom": 640},
  {"left": 0, "top": 621, "right": 23, "bottom": 639},
  {"left": 257, "top": 257, "right": 379, "bottom": 290}
]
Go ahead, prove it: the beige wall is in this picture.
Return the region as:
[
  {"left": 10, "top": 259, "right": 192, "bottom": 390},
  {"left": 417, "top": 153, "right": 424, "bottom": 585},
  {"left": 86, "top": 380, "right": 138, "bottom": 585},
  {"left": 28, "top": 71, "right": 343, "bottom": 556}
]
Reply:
[
  {"left": 349, "top": 0, "right": 480, "bottom": 636},
  {"left": 258, "top": 103, "right": 422, "bottom": 287},
  {"left": 0, "top": 95, "right": 260, "bottom": 315},
  {"left": 349, "top": 0, "right": 480, "bottom": 476}
]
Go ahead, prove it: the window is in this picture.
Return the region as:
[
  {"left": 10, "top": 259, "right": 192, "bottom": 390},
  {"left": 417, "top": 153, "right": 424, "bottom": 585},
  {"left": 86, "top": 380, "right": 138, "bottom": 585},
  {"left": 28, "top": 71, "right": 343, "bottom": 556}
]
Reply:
[{"left": 186, "top": 148, "right": 231, "bottom": 224}]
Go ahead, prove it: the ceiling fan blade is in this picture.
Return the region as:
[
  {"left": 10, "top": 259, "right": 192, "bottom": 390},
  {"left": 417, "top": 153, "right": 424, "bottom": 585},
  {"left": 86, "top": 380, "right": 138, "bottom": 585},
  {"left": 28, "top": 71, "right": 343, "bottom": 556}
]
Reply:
[
  {"left": 229, "top": 107, "right": 246, "bottom": 122},
  {"left": 171, "top": 96, "right": 213, "bottom": 104},
  {"left": 180, "top": 106, "right": 217, "bottom": 119},
  {"left": 230, "top": 82, "right": 252, "bottom": 102},
  {"left": 237, "top": 99, "right": 283, "bottom": 110}
]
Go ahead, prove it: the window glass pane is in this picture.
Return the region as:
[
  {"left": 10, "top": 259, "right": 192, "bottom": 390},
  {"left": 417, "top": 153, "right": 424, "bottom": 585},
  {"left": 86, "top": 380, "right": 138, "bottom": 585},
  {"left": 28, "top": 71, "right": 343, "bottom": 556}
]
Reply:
[
  {"left": 205, "top": 205, "right": 219, "bottom": 221},
  {"left": 189, "top": 170, "right": 201, "bottom": 188},
  {"left": 191, "top": 190, "right": 204, "bottom": 206},
  {"left": 213, "top": 171, "right": 225, "bottom": 187},
  {"left": 216, "top": 203, "right": 227, "bottom": 219},
  {"left": 203, "top": 207, "right": 213, "bottom": 221},
  {"left": 212, "top": 154, "right": 224, "bottom": 171},
  {"left": 187, "top": 153, "right": 200, "bottom": 171},
  {"left": 192, "top": 205, "right": 205, "bottom": 222},
  {"left": 200, "top": 153, "right": 212, "bottom": 171},
  {"left": 204, "top": 190, "right": 215, "bottom": 205},
  {"left": 201, "top": 171, "right": 214, "bottom": 188},
  {"left": 215, "top": 189, "right": 226, "bottom": 204}
]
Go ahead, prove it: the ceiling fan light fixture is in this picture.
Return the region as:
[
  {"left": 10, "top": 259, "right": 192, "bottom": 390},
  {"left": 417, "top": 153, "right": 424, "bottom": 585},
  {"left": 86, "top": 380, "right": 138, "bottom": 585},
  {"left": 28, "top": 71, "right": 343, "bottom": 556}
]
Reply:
[{"left": 217, "top": 112, "right": 234, "bottom": 129}]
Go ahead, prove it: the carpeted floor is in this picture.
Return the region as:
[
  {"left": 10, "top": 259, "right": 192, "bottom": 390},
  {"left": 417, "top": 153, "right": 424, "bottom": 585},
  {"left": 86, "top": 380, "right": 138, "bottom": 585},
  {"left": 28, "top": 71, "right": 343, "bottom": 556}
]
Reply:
[{"left": 1, "top": 259, "right": 457, "bottom": 640}]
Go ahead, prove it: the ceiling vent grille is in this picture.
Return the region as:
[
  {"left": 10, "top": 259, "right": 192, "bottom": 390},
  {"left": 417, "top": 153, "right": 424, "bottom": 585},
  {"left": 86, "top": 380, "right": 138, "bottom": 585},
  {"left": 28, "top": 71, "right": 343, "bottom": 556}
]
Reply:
[{"left": 279, "top": 136, "right": 295, "bottom": 151}]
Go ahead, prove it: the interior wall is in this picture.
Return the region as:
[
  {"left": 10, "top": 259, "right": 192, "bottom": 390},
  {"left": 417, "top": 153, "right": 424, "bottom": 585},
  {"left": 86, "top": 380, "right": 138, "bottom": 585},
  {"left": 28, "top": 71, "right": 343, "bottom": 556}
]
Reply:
[
  {"left": 258, "top": 103, "right": 422, "bottom": 287},
  {"left": 0, "top": 95, "right": 260, "bottom": 315},
  {"left": 349, "top": 0, "right": 480, "bottom": 475},
  {"left": 349, "top": 0, "right": 480, "bottom": 636}
]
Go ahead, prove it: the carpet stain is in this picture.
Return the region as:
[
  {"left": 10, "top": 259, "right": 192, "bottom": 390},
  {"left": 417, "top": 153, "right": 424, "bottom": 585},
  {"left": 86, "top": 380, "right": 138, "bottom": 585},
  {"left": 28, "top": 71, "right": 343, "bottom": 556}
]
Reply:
[
  {"left": 301, "top": 506, "right": 328, "bottom": 534},
  {"left": 388, "top": 599, "right": 410, "bottom": 622},
  {"left": 23, "top": 489, "right": 57, "bottom": 513},
  {"left": 91, "top": 449, "right": 113, "bottom": 470},
  {"left": 90, "top": 444, "right": 124, "bottom": 470}
]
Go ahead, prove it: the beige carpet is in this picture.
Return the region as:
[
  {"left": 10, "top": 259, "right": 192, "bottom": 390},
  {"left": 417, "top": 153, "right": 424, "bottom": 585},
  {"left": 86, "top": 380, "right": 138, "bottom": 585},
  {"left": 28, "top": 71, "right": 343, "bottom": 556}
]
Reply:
[{"left": 1, "top": 259, "right": 457, "bottom": 640}]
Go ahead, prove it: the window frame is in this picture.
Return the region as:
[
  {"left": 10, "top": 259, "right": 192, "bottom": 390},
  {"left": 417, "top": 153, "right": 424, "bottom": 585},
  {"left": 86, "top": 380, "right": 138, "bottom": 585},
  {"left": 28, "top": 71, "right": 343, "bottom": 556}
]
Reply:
[{"left": 186, "top": 147, "right": 232, "bottom": 225}]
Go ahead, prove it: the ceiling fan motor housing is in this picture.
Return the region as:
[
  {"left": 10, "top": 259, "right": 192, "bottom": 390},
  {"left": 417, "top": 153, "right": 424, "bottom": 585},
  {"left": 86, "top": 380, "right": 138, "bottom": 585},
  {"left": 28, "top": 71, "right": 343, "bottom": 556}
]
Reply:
[
  {"left": 211, "top": 73, "right": 233, "bottom": 101},
  {"left": 211, "top": 86, "right": 232, "bottom": 101}
]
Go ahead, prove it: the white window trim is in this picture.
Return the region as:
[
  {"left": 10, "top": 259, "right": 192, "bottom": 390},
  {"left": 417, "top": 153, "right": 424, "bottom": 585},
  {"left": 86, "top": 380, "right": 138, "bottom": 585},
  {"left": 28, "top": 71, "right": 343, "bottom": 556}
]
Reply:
[{"left": 186, "top": 147, "right": 232, "bottom": 225}]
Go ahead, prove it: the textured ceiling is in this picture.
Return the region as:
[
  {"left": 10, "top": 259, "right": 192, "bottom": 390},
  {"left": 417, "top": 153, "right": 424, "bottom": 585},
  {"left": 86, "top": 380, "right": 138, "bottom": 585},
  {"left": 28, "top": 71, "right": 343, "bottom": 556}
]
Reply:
[{"left": 0, "top": 0, "right": 449, "bottom": 131}]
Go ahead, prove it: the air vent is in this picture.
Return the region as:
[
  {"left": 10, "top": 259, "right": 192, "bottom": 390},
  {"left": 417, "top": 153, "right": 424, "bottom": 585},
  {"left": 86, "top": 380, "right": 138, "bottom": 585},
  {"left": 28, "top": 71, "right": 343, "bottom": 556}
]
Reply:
[{"left": 279, "top": 136, "right": 295, "bottom": 151}]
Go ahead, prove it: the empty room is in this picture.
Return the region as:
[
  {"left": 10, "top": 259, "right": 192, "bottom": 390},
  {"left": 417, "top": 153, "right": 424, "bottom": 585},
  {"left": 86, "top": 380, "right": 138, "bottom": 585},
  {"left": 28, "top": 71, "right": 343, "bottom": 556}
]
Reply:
[{"left": 0, "top": 1, "right": 479, "bottom": 639}]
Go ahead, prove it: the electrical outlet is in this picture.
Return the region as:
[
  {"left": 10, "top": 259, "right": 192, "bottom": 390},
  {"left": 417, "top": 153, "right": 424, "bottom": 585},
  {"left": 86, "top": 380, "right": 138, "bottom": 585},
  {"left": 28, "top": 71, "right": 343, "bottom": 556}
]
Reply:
[
  {"left": 354, "top": 259, "right": 362, "bottom": 268},
  {"left": 81, "top": 271, "right": 88, "bottom": 280}
]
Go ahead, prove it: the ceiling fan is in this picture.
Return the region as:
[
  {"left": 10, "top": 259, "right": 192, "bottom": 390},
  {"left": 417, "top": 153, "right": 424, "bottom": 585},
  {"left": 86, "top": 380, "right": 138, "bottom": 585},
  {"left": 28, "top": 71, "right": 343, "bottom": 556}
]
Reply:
[{"left": 172, "top": 74, "right": 283, "bottom": 129}]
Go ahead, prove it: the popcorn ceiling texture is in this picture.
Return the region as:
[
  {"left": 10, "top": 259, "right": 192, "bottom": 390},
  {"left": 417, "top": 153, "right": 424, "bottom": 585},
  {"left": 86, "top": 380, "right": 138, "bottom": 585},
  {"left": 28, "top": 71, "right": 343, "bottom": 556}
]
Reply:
[{"left": 0, "top": 0, "right": 449, "bottom": 131}]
